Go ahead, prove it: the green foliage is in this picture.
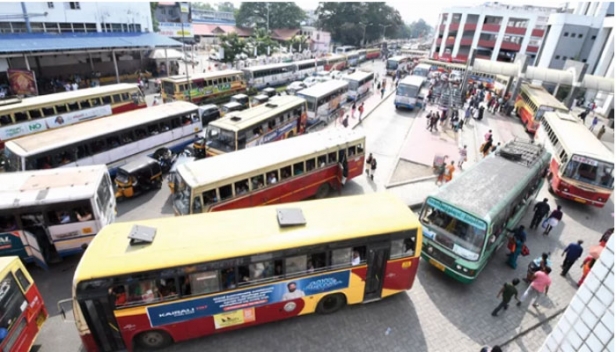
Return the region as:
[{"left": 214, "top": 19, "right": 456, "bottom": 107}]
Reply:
[
  {"left": 217, "top": 2, "right": 235, "bottom": 13},
  {"left": 288, "top": 34, "right": 309, "bottom": 52},
  {"left": 249, "top": 28, "right": 278, "bottom": 56},
  {"left": 192, "top": 2, "right": 214, "bottom": 11},
  {"left": 236, "top": 2, "right": 306, "bottom": 29},
  {"left": 218, "top": 33, "right": 247, "bottom": 63},
  {"left": 150, "top": 2, "right": 159, "bottom": 32},
  {"left": 316, "top": 2, "right": 404, "bottom": 46},
  {"left": 408, "top": 19, "right": 433, "bottom": 39}
]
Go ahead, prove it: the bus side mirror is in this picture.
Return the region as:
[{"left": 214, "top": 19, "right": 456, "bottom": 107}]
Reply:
[{"left": 57, "top": 298, "right": 75, "bottom": 323}]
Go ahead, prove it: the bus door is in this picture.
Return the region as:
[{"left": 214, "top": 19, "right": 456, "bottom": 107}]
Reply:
[
  {"left": 77, "top": 287, "right": 126, "bottom": 352},
  {"left": 363, "top": 241, "right": 390, "bottom": 302},
  {"left": 19, "top": 213, "right": 52, "bottom": 269}
]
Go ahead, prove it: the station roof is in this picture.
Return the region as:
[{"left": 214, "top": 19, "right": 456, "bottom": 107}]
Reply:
[{"left": 0, "top": 32, "right": 182, "bottom": 55}]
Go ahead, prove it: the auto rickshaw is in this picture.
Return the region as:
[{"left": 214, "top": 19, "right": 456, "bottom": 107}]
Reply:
[
  {"left": 262, "top": 87, "right": 277, "bottom": 98},
  {"left": 115, "top": 157, "right": 163, "bottom": 200},
  {"left": 251, "top": 94, "right": 269, "bottom": 107},
  {"left": 230, "top": 94, "right": 249, "bottom": 109}
]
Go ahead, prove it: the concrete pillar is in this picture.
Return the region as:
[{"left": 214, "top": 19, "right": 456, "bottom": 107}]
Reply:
[
  {"left": 587, "top": 27, "right": 611, "bottom": 74},
  {"left": 439, "top": 13, "right": 453, "bottom": 57},
  {"left": 88, "top": 52, "right": 94, "bottom": 71},
  {"left": 588, "top": 2, "right": 599, "bottom": 16},
  {"left": 164, "top": 48, "right": 169, "bottom": 77},
  {"left": 519, "top": 16, "right": 537, "bottom": 55},
  {"left": 595, "top": 29, "right": 614, "bottom": 76},
  {"left": 112, "top": 50, "right": 120, "bottom": 83},
  {"left": 452, "top": 13, "right": 468, "bottom": 58},
  {"left": 23, "top": 55, "right": 30, "bottom": 70},
  {"left": 430, "top": 14, "right": 441, "bottom": 57},
  {"left": 491, "top": 16, "right": 509, "bottom": 61},
  {"left": 553, "top": 84, "right": 560, "bottom": 97},
  {"left": 471, "top": 14, "right": 486, "bottom": 51},
  {"left": 565, "top": 85, "right": 580, "bottom": 109}
]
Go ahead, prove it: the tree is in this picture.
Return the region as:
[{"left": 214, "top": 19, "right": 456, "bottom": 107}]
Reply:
[
  {"left": 236, "top": 2, "right": 306, "bottom": 30},
  {"left": 217, "top": 2, "right": 235, "bottom": 13},
  {"left": 408, "top": 19, "right": 433, "bottom": 39},
  {"left": 150, "top": 2, "right": 159, "bottom": 32},
  {"left": 192, "top": 2, "right": 214, "bottom": 11},
  {"left": 248, "top": 27, "right": 278, "bottom": 56},
  {"left": 288, "top": 34, "right": 309, "bottom": 52},
  {"left": 394, "top": 24, "right": 412, "bottom": 39},
  {"left": 218, "top": 33, "right": 247, "bottom": 63}
]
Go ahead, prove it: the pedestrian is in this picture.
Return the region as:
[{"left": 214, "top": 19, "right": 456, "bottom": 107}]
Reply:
[
  {"left": 543, "top": 205, "right": 563, "bottom": 235},
  {"left": 380, "top": 86, "right": 385, "bottom": 99},
  {"left": 490, "top": 142, "right": 501, "bottom": 154},
  {"left": 590, "top": 114, "right": 599, "bottom": 131},
  {"left": 458, "top": 117, "right": 465, "bottom": 131},
  {"left": 480, "top": 346, "right": 503, "bottom": 352},
  {"left": 577, "top": 256, "right": 595, "bottom": 287},
  {"left": 481, "top": 137, "right": 493, "bottom": 157},
  {"left": 358, "top": 103, "right": 365, "bottom": 122},
  {"left": 377, "top": 82, "right": 382, "bottom": 91},
  {"left": 561, "top": 240, "right": 584, "bottom": 277},
  {"left": 144, "top": 76, "right": 150, "bottom": 90},
  {"left": 351, "top": 102, "right": 357, "bottom": 118},
  {"left": 578, "top": 110, "right": 588, "bottom": 123},
  {"left": 478, "top": 105, "right": 485, "bottom": 120},
  {"left": 444, "top": 161, "right": 455, "bottom": 183},
  {"left": 435, "top": 157, "right": 448, "bottom": 186},
  {"left": 342, "top": 115, "right": 349, "bottom": 128},
  {"left": 506, "top": 225, "right": 526, "bottom": 269},
  {"left": 458, "top": 145, "right": 467, "bottom": 169},
  {"left": 370, "top": 157, "right": 377, "bottom": 181},
  {"left": 597, "top": 125, "right": 606, "bottom": 140},
  {"left": 517, "top": 267, "right": 552, "bottom": 309},
  {"left": 530, "top": 198, "right": 551, "bottom": 229},
  {"left": 526, "top": 252, "right": 551, "bottom": 282},
  {"left": 365, "top": 153, "right": 373, "bottom": 176},
  {"left": 429, "top": 113, "right": 439, "bottom": 132},
  {"left": 491, "top": 278, "right": 520, "bottom": 316}
]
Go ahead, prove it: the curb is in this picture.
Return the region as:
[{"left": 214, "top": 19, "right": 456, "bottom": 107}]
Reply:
[
  {"left": 386, "top": 174, "right": 437, "bottom": 189},
  {"left": 352, "top": 89, "right": 396, "bottom": 130}
]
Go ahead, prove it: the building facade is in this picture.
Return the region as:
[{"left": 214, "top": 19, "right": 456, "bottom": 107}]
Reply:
[
  {"left": 431, "top": 2, "right": 564, "bottom": 64},
  {"left": 0, "top": 2, "right": 152, "bottom": 34},
  {"left": 540, "top": 237, "right": 614, "bottom": 352}
]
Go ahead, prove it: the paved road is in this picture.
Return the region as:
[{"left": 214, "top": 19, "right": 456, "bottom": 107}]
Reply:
[{"left": 30, "top": 69, "right": 614, "bottom": 351}]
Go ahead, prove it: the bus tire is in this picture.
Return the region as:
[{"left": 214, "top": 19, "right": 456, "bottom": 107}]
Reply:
[
  {"left": 134, "top": 330, "right": 173, "bottom": 350},
  {"left": 315, "top": 184, "right": 330, "bottom": 199},
  {"left": 316, "top": 293, "right": 346, "bottom": 315}
]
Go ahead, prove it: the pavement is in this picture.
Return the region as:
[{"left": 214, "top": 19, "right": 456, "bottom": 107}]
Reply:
[{"left": 29, "top": 58, "right": 615, "bottom": 352}]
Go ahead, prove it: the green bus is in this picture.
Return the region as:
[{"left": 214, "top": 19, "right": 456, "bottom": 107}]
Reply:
[{"left": 419, "top": 140, "right": 551, "bottom": 283}]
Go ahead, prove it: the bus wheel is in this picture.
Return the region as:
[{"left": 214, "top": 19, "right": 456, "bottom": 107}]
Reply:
[
  {"left": 316, "top": 293, "right": 346, "bottom": 314},
  {"left": 134, "top": 330, "right": 173, "bottom": 350},
  {"left": 315, "top": 184, "right": 330, "bottom": 199}
]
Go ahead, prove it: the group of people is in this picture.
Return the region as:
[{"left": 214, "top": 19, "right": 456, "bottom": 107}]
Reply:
[
  {"left": 479, "top": 130, "right": 501, "bottom": 158},
  {"left": 434, "top": 156, "right": 456, "bottom": 186}
]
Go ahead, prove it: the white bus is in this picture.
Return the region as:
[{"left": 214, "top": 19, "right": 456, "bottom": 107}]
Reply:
[
  {"left": 292, "top": 58, "right": 325, "bottom": 81},
  {"left": 345, "top": 51, "right": 360, "bottom": 67},
  {"left": 0, "top": 165, "right": 115, "bottom": 269},
  {"left": 335, "top": 45, "right": 356, "bottom": 54},
  {"left": 395, "top": 75, "right": 427, "bottom": 110},
  {"left": 357, "top": 49, "right": 367, "bottom": 62},
  {"left": 343, "top": 71, "right": 374, "bottom": 101},
  {"left": 4, "top": 102, "right": 202, "bottom": 176},
  {"left": 296, "top": 80, "right": 349, "bottom": 125},
  {"left": 242, "top": 63, "right": 295, "bottom": 89},
  {"left": 412, "top": 63, "right": 432, "bottom": 77},
  {"left": 386, "top": 55, "right": 411, "bottom": 76}
]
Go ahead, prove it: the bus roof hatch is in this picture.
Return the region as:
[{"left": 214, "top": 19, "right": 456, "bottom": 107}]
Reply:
[
  {"left": 128, "top": 225, "right": 157, "bottom": 245},
  {"left": 277, "top": 208, "right": 306, "bottom": 227}
]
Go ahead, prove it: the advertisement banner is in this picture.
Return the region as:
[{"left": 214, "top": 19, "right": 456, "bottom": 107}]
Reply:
[
  {"left": 180, "top": 2, "right": 190, "bottom": 13},
  {"left": 158, "top": 22, "right": 193, "bottom": 38},
  {"left": 146, "top": 271, "right": 350, "bottom": 327},
  {"left": 0, "top": 105, "right": 112, "bottom": 141},
  {"left": 7, "top": 69, "right": 37, "bottom": 96}
]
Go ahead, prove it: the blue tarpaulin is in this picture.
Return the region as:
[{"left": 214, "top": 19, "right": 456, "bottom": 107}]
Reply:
[{"left": 0, "top": 32, "right": 182, "bottom": 54}]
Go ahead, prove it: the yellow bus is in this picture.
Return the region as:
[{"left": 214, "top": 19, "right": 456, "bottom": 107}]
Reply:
[
  {"left": 0, "top": 84, "right": 145, "bottom": 150},
  {"left": 514, "top": 83, "right": 568, "bottom": 134},
  {"left": 205, "top": 95, "right": 308, "bottom": 156},
  {"left": 160, "top": 70, "right": 247, "bottom": 104},
  {"left": 67, "top": 193, "right": 421, "bottom": 351}
]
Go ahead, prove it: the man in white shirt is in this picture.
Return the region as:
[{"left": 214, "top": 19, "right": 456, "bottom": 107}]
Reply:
[
  {"left": 268, "top": 173, "right": 277, "bottom": 184},
  {"left": 282, "top": 282, "right": 305, "bottom": 301},
  {"left": 351, "top": 251, "right": 361, "bottom": 265}
]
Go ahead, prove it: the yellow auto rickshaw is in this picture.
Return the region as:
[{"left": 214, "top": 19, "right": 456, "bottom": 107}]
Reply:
[{"left": 115, "top": 157, "right": 163, "bottom": 200}]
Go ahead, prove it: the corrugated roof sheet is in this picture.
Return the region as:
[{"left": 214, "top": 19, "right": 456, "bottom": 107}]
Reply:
[{"left": 0, "top": 32, "right": 182, "bottom": 54}]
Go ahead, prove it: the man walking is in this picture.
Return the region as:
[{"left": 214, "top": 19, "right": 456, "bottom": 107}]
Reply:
[
  {"left": 597, "top": 125, "right": 606, "bottom": 140},
  {"left": 561, "top": 240, "right": 584, "bottom": 277},
  {"left": 458, "top": 145, "right": 468, "bottom": 169},
  {"left": 491, "top": 278, "right": 520, "bottom": 316},
  {"left": 366, "top": 153, "right": 373, "bottom": 175},
  {"left": 369, "top": 157, "right": 377, "bottom": 181},
  {"left": 380, "top": 86, "right": 385, "bottom": 99},
  {"left": 530, "top": 198, "right": 551, "bottom": 229},
  {"left": 358, "top": 103, "right": 365, "bottom": 122},
  {"left": 517, "top": 267, "right": 552, "bottom": 309},
  {"left": 590, "top": 114, "right": 599, "bottom": 131}
]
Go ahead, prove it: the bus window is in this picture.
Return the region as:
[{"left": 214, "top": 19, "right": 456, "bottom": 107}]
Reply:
[
  {"left": 357, "top": 143, "right": 364, "bottom": 154},
  {"left": 48, "top": 209, "right": 74, "bottom": 225},
  {"left": 317, "top": 155, "right": 326, "bottom": 168},
  {"left": 235, "top": 180, "right": 249, "bottom": 195},
  {"left": 42, "top": 107, "right": 56, "bottom": 117},
  {"left": 68, "top": 101, "right": 79, "bottom": 111},
  {"left": 147, "top": 124, "right": 160, "bottom": 136},
  {"left": 0, "top": 115, "right": 11, "bottom": 126},
  {"left": 121, "top": 93, "right": 130, "bottom": 101},
  {"left": 29, "top": 109, "right": 42, "bottom": 119},
  {"left": 134, "top": 128, "right": 147, "bottom": 140},
  {"left": 308, "top": 252, "right": 327, "bottom": 272},
  {"left": 0, "top": 215, "right": 17, "bottom": 232},
  {"left": 251, "top": 175, "right": 264, "bottom": 189},
  {"left": 79, "top": 100, "right": 91, "bottom": 109},
  {"left": 90, "top": 139, "right": 106, "bottom": 154},
  {"left": 390, "top": 237, "right": 416, "bottom": 258},
  {"left": 14, "top": 269, "right": 31, "bottom": 291},
  {"left": 266, "top": 172, "right": 278, "bottom": 185},
  {"left": 280, "top": 166, "right": 291, "bottom": 180},
  {"left": 91, "top": 98, "right": 101, "bottom": 106},
  {"left": 171, "top": 117, "right": 181, "bottom": 129},
  {"left": 219, "top": 185, "right": 233, "bottom": 200},
  {"left": 14, "top": 112, "right": 27, "bottom": 122},
  {"left": 348, "top": 146, "right": 356, "bottom": 156},
  {"left": 106, "top": 136, "right": 121, "bottom": 148},
  {"left": 127, "top": 280, "right": 161, "bottom": 305},
  {"left": 293, "top": 162, "right": 304, "bottom": 176},
  {"left": 112, "top": 94, "right": 122, "bottom": 103},
  {"left": 192, "top": 197, "right": 202, "bottom": 213},
  {"left": 285, "top": 255, "right": 307, "bottom": 276},
  {"left": 56, "top": 104, "right": 68, "bottom": 113},
  {"left": 202, "top": 190, "right": 217, "bottom": 204},
  {"left": 121, "top": 132, "right": 134, "bottom": 144},
  {"left": 102, "top": 95, "right": 112, "bottom": 105},
  {"left": 221, "top": 268, "right": 236, "bottom": 290},
  {"left": 331, "top": 247, "right": 351, "bottom": 268},
  {"left": 306, "top": 158, "right": 316, "bottom": 172},
  {"left": 328, "top": 152, "right": 337, "bottom": 164},
  {"left": 190, "top": 271, "right": 220, "bottom": 295}
]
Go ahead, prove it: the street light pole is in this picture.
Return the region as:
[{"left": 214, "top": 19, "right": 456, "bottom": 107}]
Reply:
[
  {"left": 380, "top": 24, "right": 391, "bottom": 40},
  {"left": 361, "top": 22, "right": 373, "bottom": 47}
]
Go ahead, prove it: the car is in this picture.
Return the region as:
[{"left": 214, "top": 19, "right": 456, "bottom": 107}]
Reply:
[
  {"left": 329, "top": 70, "right": 342, "bottom": 80},
  {"left": 303, "top": 76, "right": 318, "bottom": 87},
  {"left": 286, "top": 81, "right": 307, "bottom": 95}
]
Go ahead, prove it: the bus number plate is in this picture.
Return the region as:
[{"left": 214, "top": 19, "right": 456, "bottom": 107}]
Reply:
[
  {"left": 429, "top": 259, "right": 446, "bottom": 271},
  {"left": 36, "top": 314, "right": 46, "bottom": 327},
  {"left": 574, "top": 197, "right": 587, "bottom": 204}
]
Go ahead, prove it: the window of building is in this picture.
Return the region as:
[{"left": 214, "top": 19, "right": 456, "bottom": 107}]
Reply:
[
  {"left": 578, "top": 33, "right": 583, "bottom": 38},
  {"left": 555, "top": 55, "right": 560, "bottom": 60},
  {"left": 563, "top": 32, "right": 569, "bottom": 37},
  {"left": 47, "top": 2, "right": 54, "bottom": 9},
  {"left": 591, "top": 35, "right": 596, "bottom": 40},
  {"left": 582, "top": 59, "right": 587, "bottom": 63},
  {"left": 69, "top": 2, "right": 80, "bottom": 10}
]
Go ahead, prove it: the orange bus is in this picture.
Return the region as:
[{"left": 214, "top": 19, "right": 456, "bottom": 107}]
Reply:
[
  {"left": 536, "top": 111, "right": 614, "bottom": 207},
  {"left": 514, "top": 83, "right": 569, "bottom": 134},
  {"left": 66, "top": 193, "right": 421, "bottom": 351},
  {"left": 0, "top": 84, "right": 145, "bottom": 150}
]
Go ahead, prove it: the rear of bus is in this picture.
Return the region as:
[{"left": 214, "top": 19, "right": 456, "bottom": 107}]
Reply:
[
  {"left": 515, "top": 84, "right": 568, "bottom": 134},
  {"left": 160, "top": 77, "right": 182, "bottom": 103},
  {"left": 395, "top": 76, "right": 423, "bottom": 110},
  {"left": 0, "top": 257, "right": 47, "bottom": 352}
]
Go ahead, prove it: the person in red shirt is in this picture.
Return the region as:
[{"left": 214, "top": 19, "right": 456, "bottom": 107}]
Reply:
[{"left": 517, "top": 267, "right": 552, "bottom": 309}]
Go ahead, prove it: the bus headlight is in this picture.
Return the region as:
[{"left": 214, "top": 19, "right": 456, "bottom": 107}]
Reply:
[
  {"left": 427, "top": 246, "right": 433, "bottom": 253},
  {"left": 456, "top": 265, "right": 462, "bottom": 270},
  {"left": 462, "top": 268, "right": 469, "bottom": 273},
  {"left": 598, "top": 197, "right": 603, "bottom": 202},
  {"left": 563, "top": 188, "right": 569, "bottom": 192}
]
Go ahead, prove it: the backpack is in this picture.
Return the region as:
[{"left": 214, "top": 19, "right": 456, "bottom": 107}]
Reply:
[{"left": 371, "top": 159, "right": 377, "bottom": 169}]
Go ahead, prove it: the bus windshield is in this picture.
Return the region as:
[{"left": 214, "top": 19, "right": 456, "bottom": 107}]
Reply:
[
  {"left": 420, "top": 204, "right": 486, "bottom": 261},
  {"left": 3, "top": 148, "right": 21, "bottom": 172},
  {"left": 0, "top": 274, "right": 27, "bottom": 334},
  {"left": 207, "top": 126, "right": 236, "bottom": 153},
  {"left": 162, "top": 81, "right": 176, "bottom": 96},
  {"left": 347, "top": 81, "right": 359, "bottom": 91},
  {"left": 564, "top": 155, "right": 614, "bottom": 189},
  {"left": 173, "top": 174, "right": 192, "bottom": 215},
  {"left": 397, "top": 85, "right": 418, "bottom": 98},
  {"left": 387, "top": 60, "right": 399, "bottom": 70}
]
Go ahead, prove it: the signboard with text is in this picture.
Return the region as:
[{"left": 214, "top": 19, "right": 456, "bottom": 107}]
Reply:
[{"left": 158, "top": 22, "right": 193, "bottom": 38}]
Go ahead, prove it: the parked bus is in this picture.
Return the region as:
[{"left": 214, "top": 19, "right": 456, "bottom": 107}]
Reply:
[
  {"left": 345, "top": 51, "right": 360, "bottom": 67},
  {"left": 160, "top": 70, "right": 246, "bottom": 104},
  {"left": 324, "top": 55, "right": 347, "bottom": 71},
  {"left": 0, "top": 165, "right": 115, "bottom": 269},
  {"left": 400, "top": 49, "right": 429, "bottom": 60},
  {"left": 411, "top": 63, "right": 432, "bottom": 77},
  {"left": 365, "top": 48, "right": 381, "bottom": 60},
  {"left": 395, "top": 75, "right": 426, "bottom": 110},
  {"left": 0, "top": 256, "right": 48, "bottom": 351},
  {"left": 343, "top": 71, "right": 374, "bottom": 102},
  {"left": 67, "top": 192, "right": 421, "bottom": 351},
  {"left": 493, "top": 74, "right": 511, "bottom": 96},
  {"left": 386, "top": 55, "right": 411, "bottom": 76},
  {"left": 357, "top": 49, "right": 367, "bottom": 62},
  {"left": 419, "top": 140, "right": 550, "bottom": 283},
  {"left": 4, "top": 102, "right": 202, "bottom": 175},
  {"left": 0, "top": 84, "right": 145, "bottom": 150},
  {"left": 205, "top": 96, "right": 308, "bottom": 156},
  {"left": 536, "top": 111, "right": 614, "bottom": 207},
  {"left": 296, "top": 80, "right": 349, "bottom": 125},
  {"left": 335, "top": 45, "right": 356, "bottom": 54},
  {"left": 419, "top": 59, "right": 499, "bottom": 88},
  {"left": 242, "top": 63, "right": 295, "bottom": 89},
  {"left": 515, "top": 83, "right": 569, "bottom": 134},
  {"left": 174, "top": 129, "right": 365, "bottom": 214},
  {"left": 293, "top": 59, "right": 325, "bottom": 81}
]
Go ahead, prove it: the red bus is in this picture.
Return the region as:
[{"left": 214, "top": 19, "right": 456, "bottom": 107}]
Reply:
[
  {"left": 68, "top": 193, "right": 421, "bottom": 351},
  {"left": 172, "top": 129, "right": 366, "bottom": 215},
  {"left": 324, "top": 54, "right": 347, "bottom": 71},
  {"left": 0, "top": 256, "right": 47, "bottom": 352},
  {"left": 536, "top": 111, "right": 614, "bottom": 207},
  {"left": 514, "top": 83, "right": 569, "bottom": 134},
  {"left": 365, "top": 48, "right": 381, "bottom": 60}
]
